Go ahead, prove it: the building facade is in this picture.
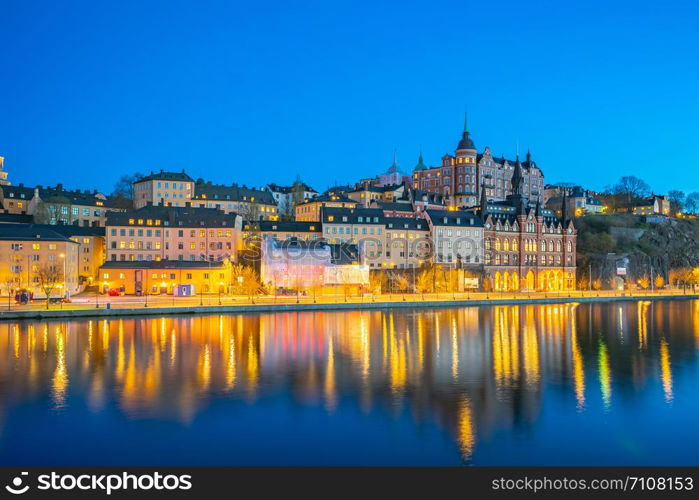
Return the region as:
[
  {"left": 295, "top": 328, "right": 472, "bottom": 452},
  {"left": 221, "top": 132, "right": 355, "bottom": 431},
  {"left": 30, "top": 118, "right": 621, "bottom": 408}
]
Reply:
[
  {"left": 192, "top": 181, "right": 278, "bottom": 221},
  {"left": 0, "top": 225, "right": 80, "bottom": 298},
  {"left": 477, "top": 161, "right": 577, "bottom": 292},
  {"left": 133, "top": 170, "right": 195, "bottom": 209},
  {"left": 105, "top": 204, "right": 242, "bottom": 263},
  {"left": 412, "top": 117, "right": 545, "bottom": 207},
  {"left": 99, "top": 259, "right": 231, "bottom": 295}
]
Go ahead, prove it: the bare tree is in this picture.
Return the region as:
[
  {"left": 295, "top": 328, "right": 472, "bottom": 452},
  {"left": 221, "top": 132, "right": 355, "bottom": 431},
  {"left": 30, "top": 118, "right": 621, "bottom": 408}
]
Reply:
[
  {"left": 668, "top": 190, "right": 685, "bottom": 214},
  {"left": 684, "top": 192, "right": 699, "bottom": 214},
  {"left": 112, "top": 172, "right": 144, "bottom": 199},
  {"left": 2, "top": 273, "right": 19, "bottom": 310},
  {"left": 36, "top": 264, "right": 63, "bottom": 309}
]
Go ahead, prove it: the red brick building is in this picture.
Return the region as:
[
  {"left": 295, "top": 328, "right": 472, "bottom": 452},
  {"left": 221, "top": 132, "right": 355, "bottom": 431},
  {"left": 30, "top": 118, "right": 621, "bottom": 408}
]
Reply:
[{"left": 412, "top": 116, "right": 545, "bottom": 208}]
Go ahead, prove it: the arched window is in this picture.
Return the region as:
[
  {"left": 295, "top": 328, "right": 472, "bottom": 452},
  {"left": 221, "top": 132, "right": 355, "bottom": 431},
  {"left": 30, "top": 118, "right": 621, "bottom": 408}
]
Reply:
[
  {"left": 512, "top": 239, "right": 518, "bottom": 251},
  {"left": 556, "top": 241, "right": 561, "bottom": 252},
  {"left": 495, "top": 239, "right": 501, "bottom": 251},
  {"left": 503, "top": 239, "right": 510, "bottom": 251}
]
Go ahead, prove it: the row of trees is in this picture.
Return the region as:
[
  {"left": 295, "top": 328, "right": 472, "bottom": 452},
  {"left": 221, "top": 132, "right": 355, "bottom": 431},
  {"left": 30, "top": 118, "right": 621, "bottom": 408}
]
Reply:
[
  {"left": 368, "top": 265, "right": 481, "bottom": 294},
  {"left": 599, "top": 175, "right": 699, "bottom": 214},
  {"left": 2, "top": 264, "right": 65, "bottom": 309}
]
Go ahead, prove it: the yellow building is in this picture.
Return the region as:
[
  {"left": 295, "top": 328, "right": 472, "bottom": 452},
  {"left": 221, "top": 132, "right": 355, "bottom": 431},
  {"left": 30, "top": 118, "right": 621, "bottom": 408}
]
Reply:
[
  {"left": 0, "top": 225, "right": 80, "bottom": 298},
  {"left": 133, "top": 170, "right": 195, "bottom": 209},
  {"left": 99, "top": 259, "right": 232, "bottom": 295},
  {"left": 295, "top": 191, "right": 358, "bottom": 221}
]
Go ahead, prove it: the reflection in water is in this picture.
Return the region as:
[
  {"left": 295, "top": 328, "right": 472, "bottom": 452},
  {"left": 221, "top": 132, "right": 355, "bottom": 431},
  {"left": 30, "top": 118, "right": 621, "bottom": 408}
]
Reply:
[{"left": 0, "top": 300, "right": 697, "bottom": 465}]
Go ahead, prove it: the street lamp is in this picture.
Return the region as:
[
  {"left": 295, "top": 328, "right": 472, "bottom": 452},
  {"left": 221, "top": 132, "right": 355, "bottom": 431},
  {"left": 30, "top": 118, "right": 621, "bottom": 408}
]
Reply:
[
  {"left": 218, "top": 281, "right": 224, "bottom": 305},
  {"left": 59, "top": 253, "right": 66, "bottom": 299}
]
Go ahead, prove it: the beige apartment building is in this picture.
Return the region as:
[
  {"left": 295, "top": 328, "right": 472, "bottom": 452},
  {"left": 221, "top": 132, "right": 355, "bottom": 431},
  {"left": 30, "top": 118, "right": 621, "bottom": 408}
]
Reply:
[
  {"left": 133, "top": 170, "right": 195, "bottom": 209},
  {"left": 296, "top": 191, "right": 358, "bottom": 221},
  {"left": 424, "top": 209, "right": 484, "bottom": 267},
  {"left": 0, "top": 225, "right": 80, "bottom": 298},
  {"left": 106, "top": 204, "right": 242, "bottom": 263},
  {"left": 191, "top": 180, "right": 278, "bottom": 221}
]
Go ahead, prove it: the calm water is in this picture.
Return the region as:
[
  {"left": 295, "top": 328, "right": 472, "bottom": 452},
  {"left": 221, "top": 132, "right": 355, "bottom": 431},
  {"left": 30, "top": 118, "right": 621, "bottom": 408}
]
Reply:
[{"left": 1, "top": 300, "right": 698, "bottom": 466}]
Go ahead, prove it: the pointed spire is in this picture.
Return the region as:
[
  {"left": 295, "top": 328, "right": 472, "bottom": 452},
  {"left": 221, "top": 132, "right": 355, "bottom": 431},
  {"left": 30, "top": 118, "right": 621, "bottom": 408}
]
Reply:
[
  {"left": 480, "top": 184, "right": 488, "bottom": 217},
  {"left": 414, "top": 145, "right": 427, "bottom": 171},
  {"left": 388, "top": 148, "right": 400, "bottom": 174},
  {"left": 535, "top": 199, "right": 542, "bottom": 217},
  {"left": 511, "top": 154, "right": 524, "bottom": 196},
  {"left": 561, "top": 191, "right": 568, "bottom": 223},
  {"left": 456, "top": 113, "right": 476, "bottom": 151}
]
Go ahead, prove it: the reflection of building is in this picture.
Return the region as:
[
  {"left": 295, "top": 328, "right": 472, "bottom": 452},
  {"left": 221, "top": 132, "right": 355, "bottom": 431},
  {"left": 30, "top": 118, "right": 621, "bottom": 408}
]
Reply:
[
  {"left": 0, "top": 225, "right": 80, "bottom": 297},
  {"left": 0, "top": 301, "right": 690, "bottom": 463},
  {"left": 99, "top": 259, "right": 231, "bottom": 294},
  {"left": 106, "top": 204, "right": 242, "bottom": 263},
  {"left": 260, "top": 236, "right": 368, "bottom": 290},
  {"left": 412, "top": 117, "right": 545, "bottom": 207}
]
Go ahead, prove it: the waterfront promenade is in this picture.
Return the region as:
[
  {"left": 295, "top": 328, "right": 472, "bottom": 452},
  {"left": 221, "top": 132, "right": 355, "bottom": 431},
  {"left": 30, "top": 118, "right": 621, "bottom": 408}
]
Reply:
[{"left": 0, "top": 289, "right": 696, "bottom": 320}]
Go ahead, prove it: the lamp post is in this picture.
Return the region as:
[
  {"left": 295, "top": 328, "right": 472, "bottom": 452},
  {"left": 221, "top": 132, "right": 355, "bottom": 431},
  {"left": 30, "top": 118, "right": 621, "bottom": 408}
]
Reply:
[
  {"left": 218, "top": 281, "right": 224, "bottom": 305},
  {"left": 59, "top": 253, "right": 67, "bottom": 299}
]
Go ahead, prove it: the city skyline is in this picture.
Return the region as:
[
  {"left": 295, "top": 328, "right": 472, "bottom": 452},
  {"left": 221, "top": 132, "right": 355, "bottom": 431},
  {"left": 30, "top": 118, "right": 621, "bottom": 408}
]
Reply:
[{"left": 2, "top": 0, "right": 699, "bottom": 195}]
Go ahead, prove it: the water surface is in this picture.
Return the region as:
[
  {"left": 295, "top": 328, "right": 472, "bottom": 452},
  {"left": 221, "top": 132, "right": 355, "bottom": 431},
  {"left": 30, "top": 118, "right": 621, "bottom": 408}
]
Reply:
[{"left": 0, "top": 300, "right": 697, "bottom": 465}]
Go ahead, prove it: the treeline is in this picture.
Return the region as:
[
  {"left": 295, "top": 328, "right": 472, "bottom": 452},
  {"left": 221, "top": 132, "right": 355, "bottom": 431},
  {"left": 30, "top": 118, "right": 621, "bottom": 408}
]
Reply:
[{"left": 597, "top": 175, "right": 699, "bottom": 214}]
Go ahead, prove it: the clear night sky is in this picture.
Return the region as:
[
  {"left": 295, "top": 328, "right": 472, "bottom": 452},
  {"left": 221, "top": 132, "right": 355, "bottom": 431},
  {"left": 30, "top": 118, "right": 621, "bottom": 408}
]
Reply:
[{"left": 2, "top": 0, "right": 698, "bottom": 195}]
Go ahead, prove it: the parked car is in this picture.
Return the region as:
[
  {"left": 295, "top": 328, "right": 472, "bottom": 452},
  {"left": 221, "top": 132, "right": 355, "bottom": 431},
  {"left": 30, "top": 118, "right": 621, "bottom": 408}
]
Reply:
[{"left": 108, "top": 288, "right": 121, "bottom": 297}]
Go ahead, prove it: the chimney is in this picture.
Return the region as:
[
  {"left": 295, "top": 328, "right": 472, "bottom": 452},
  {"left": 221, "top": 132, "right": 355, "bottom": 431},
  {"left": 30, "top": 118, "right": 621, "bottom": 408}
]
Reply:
[{"left": 57, "top": 183, "right": 63, "bottom": 190}]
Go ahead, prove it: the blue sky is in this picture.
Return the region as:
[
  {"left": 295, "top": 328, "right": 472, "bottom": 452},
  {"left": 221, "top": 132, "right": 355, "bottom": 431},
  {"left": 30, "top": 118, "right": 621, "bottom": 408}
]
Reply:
[{"left": 2, "top": 0, "right": 698, "bottom": 195}]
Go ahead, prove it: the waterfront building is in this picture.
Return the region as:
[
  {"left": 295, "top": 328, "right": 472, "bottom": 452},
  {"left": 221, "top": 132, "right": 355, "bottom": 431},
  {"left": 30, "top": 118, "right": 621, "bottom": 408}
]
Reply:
[
  {"left": 412, "top": 117, "right": 545, "bottom": 207},
  {"left": 424, "top": 209, "right": 484, "bottom": 267},
  {"left": 2, "top": 224, "right": 106, "bottom": 282},
  {"left": 260, "top": 236, "right": 368, "bottom": 292},
  {"left": 477, "top": 160, "right": 577, "bottom": 291},
  {"left": 0, "top": 225, "right": 80, "bottom": 298},
  {"left": 295, "top": 190, "right": 358, "bottom": 221},
  {"left": 632, "top": 194, "right": 671, "bottom": 216},
  {"left": 381, "top": 216, "right": 431, "bottom": 269},
  {"left": 133, "top": 170, "right": 195, "bottom": 209},
  {"left": 98, "top": 259, "right": 231, "bottom": 295},
  {"left": 192, "top": 180, "right": 278, "bottom": 221},
  {"left": 105, "top": 204, "right": 242, "bottom": 263}
]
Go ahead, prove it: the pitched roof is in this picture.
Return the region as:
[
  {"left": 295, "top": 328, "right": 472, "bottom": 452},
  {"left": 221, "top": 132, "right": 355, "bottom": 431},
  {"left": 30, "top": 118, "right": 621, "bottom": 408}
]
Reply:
[
  {"left": 426, "top": 209, "right": 483, "bottom": 227},
  {"left": 135, "top": 170, "right": 194, "bottom": 183},
  {"left": 193, "top": 181, "right": 276, "bottom": 205},
  {"left": 0, "top": 225, "right": 78, "bottom": 242},
  {"left": 106, "top": 205, "right": 239, "bottom": 228},
  {"left": 0, "top": 223, "right": 105, "bottom": 238},
  {"left": 100, "top": 259, "right": 227, "bottom": 269}
]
